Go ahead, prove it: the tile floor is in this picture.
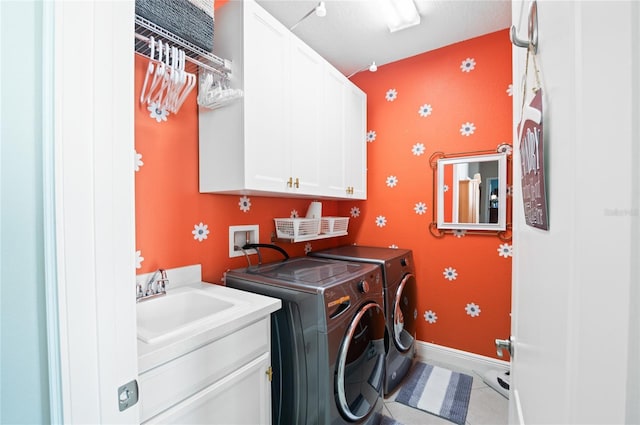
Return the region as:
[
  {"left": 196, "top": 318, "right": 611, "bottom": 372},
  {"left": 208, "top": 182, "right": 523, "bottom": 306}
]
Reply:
[{"left": 382, "top": 357, "right": 509, "bottom": 425}]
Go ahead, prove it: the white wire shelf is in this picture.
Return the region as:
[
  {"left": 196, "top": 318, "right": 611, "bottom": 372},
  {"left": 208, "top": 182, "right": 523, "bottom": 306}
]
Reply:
[{"left": 134, "top": 14, "right": 231, "bottom": 77}]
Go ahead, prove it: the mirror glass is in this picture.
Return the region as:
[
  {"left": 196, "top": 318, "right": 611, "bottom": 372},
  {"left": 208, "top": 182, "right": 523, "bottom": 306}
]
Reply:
[{"left": 437, "top": 153, "right": 507, "bottom": 231}]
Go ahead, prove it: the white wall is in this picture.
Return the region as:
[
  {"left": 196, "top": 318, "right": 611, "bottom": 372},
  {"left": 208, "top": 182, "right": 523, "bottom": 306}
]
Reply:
[
  {"left": 511, "top": 1, "right": 640, "bottom": 423},
  {"left": 0, "top": 1, "right": 51, "bottom": 423}
]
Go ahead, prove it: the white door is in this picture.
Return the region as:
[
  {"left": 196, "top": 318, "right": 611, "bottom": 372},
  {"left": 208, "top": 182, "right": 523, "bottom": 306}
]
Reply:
[
  {"left": 52, "top": 1, "right": 140, "bottom": 422},
  {"left": 510, "top": 1, "right": 640, "bottom": 423}
]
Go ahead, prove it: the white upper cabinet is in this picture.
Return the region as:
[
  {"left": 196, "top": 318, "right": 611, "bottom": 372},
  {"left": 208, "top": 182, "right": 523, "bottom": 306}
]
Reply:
[
  {"left": 343, "top": 82, "right": 367, "bottom": 199},
  {"left": 289, "top": 37, "right": 324, "bottom": 195},
  {"left": 198, "top": 0, "right": 366, "bottom": 200},
  {"left": 321, "top": 66, "right": 367, "bottom": 199}
]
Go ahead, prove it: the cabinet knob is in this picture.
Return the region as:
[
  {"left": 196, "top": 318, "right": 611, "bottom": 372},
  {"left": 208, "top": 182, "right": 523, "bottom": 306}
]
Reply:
[
  {"left": 287, "top": 177, "right": 293, "bottom": 188},
  {"left": 294, "top": 177, "right": 300, "bottom": 188}
]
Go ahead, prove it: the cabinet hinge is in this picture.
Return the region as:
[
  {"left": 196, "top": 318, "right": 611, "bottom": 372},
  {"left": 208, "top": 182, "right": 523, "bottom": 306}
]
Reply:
[{"left": 266, "top": 366, "right": 273, "bottom": 382}]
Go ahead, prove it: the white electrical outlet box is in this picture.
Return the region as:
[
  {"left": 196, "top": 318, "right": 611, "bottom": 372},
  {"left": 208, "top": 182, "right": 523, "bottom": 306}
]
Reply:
[{"left": 229, "top": 225, "right": 259, "bottom": 258}]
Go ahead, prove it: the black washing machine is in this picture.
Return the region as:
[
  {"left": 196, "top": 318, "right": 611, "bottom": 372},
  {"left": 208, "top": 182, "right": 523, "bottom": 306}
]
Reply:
[
  {"left": 310, "top": 246, "right": 418, "bottom": 395},
  {"left": 225, "top": 257, "right": 385, "bottom": 425}
]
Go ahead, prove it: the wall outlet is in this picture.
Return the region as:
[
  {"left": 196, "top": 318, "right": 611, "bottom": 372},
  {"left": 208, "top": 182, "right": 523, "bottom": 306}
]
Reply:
[{"left": 229, "top": 225, "right": 259, "bottom": 258}]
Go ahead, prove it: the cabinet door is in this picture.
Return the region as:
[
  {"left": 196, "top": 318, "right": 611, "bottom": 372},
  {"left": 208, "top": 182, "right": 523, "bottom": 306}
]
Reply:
[
  {"left": 289, "top": 37, "right": 323, "bottom": 195},
  {"left": 344, "top": 83, "right": 367, "bottom": 199},
  {"left": 322, "top": 67, "right": 347, "bottom": 197},
  {"left": 145, "top": 353, "right": 271, "bottom": 425},
  {"left": 243, "top": 1, "right": 291, "bottom": 192}
]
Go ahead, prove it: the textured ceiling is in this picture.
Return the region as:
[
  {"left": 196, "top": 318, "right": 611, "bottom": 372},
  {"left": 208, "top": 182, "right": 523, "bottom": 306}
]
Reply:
[{"left": 256, "top": 0, "right": 512, "bottom": 76}]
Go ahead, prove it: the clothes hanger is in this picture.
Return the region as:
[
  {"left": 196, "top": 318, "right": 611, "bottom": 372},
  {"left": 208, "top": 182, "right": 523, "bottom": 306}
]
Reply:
[
  {"left": 168, "top": 47, "right": 186, "bottom": 112},
  {"left": 174, "top": 50, "right": 196, "bottom": 112},
  {"left": 150, "top": 43, "right": 171, "bottom": 108},
  {"left": 139, "top": 36, "right": 155, "bottom": 104},
  {"left": 145, "top": 39, "right": 165, "bottom": 105}
]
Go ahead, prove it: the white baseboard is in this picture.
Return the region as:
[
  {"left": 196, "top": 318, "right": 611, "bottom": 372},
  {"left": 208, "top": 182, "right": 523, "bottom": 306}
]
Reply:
[{"left": 415, "top": 340, "right": 510, "bottom": 375}]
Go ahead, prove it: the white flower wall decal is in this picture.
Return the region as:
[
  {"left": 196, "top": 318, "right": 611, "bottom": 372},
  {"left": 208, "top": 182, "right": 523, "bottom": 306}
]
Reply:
[
  {"left": 460, "top": 57, "right": 476, "bottom": 72},
  {"left": 443, "top": 184, "right": 449, "bottom": 192},
  {"left": 498, "top": 243, "right": 513, "bottom": 258},
  {"left": 367, "top": 130, "right": 377, "bottom": 143},
  {"left": 134, "top": 150, "right": 144, "bottom": 172},
  {"left": 192, "top": 222, "right": 210, "bottom": 242},
  {"left": 386, "top": 175, "right": 398, "bottom": 188},
  {"left": 506, "top": 83, "right": 513, "bottom": 96},
  {"left": 465, "top": 303, "right": 481, "bottom": 317},
  {"left": 443, "top": 267, "right": 458, "bottom": 281},
  {"left": 135, "top": 250, "right": 144, "bottom": 269},
  {"left": 418, "top": 104, "right": 432, "bottom": 117},
  {"left": 350, "top": 206, "right": 361, "bottom": 217},
  {"left": 385, "top": 89, "right": 398, "bottom": 101},
  {"left": 304, "top": 243, "right": 312, "bottom": 254},
  {"left": 460, "top": 122, "right": 476, "bottom": 136},
  {"left": 239, "top": 196, "right": 251, "bottom": 212},
  {"left": 414, "top": 202, "right": 427, "bottom": 215},
  {"left": 375, "top": 215, "right": 387, "bottom": 227},
  {"left": 411, "top": 143, "right": 425, "bottom": 156},
  {"left": 424, "top": 310, "right": 438, "bottom": 324},
  {"left": 148, "top": 101, "right": 169, "bottom": 122},
  {"left": 290, "top": 209, "right": 299, "bottom": 218}
]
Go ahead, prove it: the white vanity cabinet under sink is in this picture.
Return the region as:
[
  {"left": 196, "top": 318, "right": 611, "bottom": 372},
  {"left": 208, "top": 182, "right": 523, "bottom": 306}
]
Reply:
[{"left": 136, "top": 266, "right": 281, "bottom": 424}]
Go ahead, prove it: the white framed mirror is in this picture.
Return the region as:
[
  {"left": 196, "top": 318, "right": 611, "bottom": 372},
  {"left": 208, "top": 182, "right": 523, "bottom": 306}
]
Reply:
[{"left": 436, "top": 153, "right": 507, "bottom": 231}]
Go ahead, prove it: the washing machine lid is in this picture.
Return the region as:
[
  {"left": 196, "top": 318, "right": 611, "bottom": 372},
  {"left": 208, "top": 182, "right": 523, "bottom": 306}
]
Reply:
[
  {"left": 232, "top": 257, "right": 375, "bottom": 293},
  {"left": 310, "top": 245, "right": 411, "bottom": 263}
]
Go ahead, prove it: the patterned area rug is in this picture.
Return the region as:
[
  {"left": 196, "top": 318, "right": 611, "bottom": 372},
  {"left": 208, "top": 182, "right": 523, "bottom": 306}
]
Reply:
[{"left": 393, "top": 362, "right": 473, "bottom": 425}]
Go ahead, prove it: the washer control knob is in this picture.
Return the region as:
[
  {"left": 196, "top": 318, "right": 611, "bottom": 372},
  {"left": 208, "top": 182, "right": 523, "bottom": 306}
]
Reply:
[{"left": 358, "top": 280, "right": 370, "bottom": 293}]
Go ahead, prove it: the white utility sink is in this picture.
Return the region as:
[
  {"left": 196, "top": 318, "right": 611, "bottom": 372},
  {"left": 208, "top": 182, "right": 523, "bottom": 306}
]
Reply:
[{"left": 137, "top": 286, "right": 237, "bottom": 344}]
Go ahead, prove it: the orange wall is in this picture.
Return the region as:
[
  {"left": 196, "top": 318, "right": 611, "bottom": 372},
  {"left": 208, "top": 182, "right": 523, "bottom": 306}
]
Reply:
[
  {"left": 135, "top": 29, "right": 512, "bottom": 359},
  {"left": 344, "top": 29, "right": 513, "bottom": 359},
  {"left": 134, "top": 57, "right": 352, "bottom": 283}
]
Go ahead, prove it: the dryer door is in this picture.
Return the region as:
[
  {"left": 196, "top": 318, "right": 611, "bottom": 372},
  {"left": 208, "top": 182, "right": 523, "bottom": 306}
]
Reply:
[
  {"left": 392, "top": 273, "right": 418, "bottom": 352},
  {"left": 335, "top": 302, "right": 385, "bottom": 422}
]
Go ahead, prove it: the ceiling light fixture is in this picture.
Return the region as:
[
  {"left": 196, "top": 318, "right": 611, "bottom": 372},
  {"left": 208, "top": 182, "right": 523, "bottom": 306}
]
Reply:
[
  {"left": 379, "top": 0, "right": 421, "bottom": 33},
  {"left": 347, "top": 62, "right": 378, "bottom": 79},
  {"left": 290, "top": 1, "right": 326, "bottom": 31}
]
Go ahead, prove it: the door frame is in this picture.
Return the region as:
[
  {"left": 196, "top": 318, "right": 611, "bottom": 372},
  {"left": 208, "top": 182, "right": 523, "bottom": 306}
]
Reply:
[{"left": 48, "top": 1, "right": 139, "bottom": 422}]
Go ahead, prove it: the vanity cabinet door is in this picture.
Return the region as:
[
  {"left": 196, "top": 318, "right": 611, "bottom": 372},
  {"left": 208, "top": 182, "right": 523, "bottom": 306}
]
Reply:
[{"left": 144, "top": 353, "right": 271, "bottom": 425}]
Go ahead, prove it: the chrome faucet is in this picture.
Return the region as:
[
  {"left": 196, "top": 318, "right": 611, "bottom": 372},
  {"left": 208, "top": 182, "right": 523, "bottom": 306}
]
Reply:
[{"left": 137, "top": 268, "right": 169, "bottom": 302}]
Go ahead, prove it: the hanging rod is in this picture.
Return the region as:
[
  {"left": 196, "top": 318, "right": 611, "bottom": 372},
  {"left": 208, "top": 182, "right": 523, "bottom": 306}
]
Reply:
[{"left": 134, "top": 14, "right": 231, "bottom": 77}]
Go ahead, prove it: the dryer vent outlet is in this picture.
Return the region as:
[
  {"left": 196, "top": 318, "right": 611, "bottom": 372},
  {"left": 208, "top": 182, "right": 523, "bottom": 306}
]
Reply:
[{"left": 229, "top": 225, "right": 259, "bottom": 258}]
